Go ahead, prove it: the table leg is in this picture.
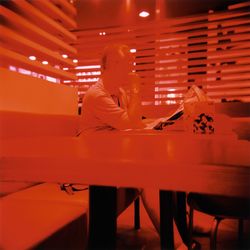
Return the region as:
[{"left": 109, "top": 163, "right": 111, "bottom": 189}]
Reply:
[
  {"left": 160, "top": 190, "right": 174, "bottom": 250},
  {"left": 175, "top": 192, "right": 189, "bottom": 245},
  {"left": 88, "top": 185, "right": 117, "bottom": 250}
]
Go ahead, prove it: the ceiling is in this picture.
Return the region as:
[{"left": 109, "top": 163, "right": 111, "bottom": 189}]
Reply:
[{"left": 74, "top": 0, "right": 247, "bottom": 30}]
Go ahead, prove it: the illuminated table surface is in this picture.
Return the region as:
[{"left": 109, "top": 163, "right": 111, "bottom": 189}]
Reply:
[
  {"left": 1, "top": 130, "right": 250, "bottom": 249},
  {"left": 1, "top": 130, "right": 250, "bottom": 197}
]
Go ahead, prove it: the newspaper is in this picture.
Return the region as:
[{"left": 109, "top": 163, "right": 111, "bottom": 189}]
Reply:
[{"left": 145, "top": 104, "right": 184, "bottom": 130}]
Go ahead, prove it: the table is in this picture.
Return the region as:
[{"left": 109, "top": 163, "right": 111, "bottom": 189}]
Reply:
[{"left": 1, "top": 131, "right": 250, "bottom": 249}]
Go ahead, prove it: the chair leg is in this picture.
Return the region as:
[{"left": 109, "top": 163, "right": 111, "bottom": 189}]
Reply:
[
  {"left": 210, "top": 217, "right": 222, "bottom": 250},
  {"left": 188, "top": 204, "right": 194, "bottom": 250},
  {"left": 134, "top": 197, "right": 140, "bottom": 230}
]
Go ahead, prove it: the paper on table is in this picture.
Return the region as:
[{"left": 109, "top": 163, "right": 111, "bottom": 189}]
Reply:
[{"left": 145, "top": 104, "right": 184, "bottom": 130}]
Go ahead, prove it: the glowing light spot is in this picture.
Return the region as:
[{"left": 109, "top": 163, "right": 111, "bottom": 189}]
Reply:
[
  {"left": 29, "top": 56, "right": 36, "bottom": 61},
  {"left": 139, "top": 11, "right": 150, "bottom": 17}
]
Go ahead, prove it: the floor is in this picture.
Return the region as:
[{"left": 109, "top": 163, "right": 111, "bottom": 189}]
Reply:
[{"left": 116, "top": 198, "right": 250, "bottom": 250}]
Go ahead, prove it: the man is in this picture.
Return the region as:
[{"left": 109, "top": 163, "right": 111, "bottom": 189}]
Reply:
[
  {"left": 79, "top": 44, "right": 144, "bottom": 133},
  {"left": 79, "top": 44, "right": 195, "bottom": 249}
]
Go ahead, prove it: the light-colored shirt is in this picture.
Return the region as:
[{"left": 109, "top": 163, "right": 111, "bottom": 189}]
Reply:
[{"left": 79, "top": 79, "right": 131, "bottom": 133}]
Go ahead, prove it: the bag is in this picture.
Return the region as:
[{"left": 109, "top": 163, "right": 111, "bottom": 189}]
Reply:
[{"left": 183, "top": 85, "right": 215, "bottom": 134}]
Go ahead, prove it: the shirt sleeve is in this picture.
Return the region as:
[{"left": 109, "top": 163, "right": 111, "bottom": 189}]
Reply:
[{"left": 92, "top": 94, "right": 132, "bottom": 130}]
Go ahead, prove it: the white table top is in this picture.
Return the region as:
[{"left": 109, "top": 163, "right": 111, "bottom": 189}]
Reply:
[{"left": 1, "top": 131, "right": 250, "bottom": 197}]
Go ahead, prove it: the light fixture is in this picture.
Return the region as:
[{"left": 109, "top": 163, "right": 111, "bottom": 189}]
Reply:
[
  {"left": 29, "top": 56, "right": 36, "bottom": 61},
  {"left": 42, "top": 61, "right": 48, "bottom": 65},
  {"left": 139, "top": 11, "right": 150, "bottom": 18},
  {"left": 63, "top": 67, "right": 69, "bottom": 70},
  {"left": 62, "top": 54, "right": 68, "bottom": 58},
  {"left": 73, "top": 59, "right": 78, "bottom": 63},
  {"left": 99, "top": 32, "right": 106, "bottom": 36},
  {"left": 130, "top": 48, "right": 136, "bottom": 53}
]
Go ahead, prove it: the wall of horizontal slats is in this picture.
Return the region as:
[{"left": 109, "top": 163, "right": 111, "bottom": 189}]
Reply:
[
  {"left": 0, "top": 0, "right": 77, "bottom": 82},
  {"left": 68, "top": 1, "right": 250, "bottom": 107}
]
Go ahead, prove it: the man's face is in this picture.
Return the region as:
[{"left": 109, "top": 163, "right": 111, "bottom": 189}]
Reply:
[
  {"left": 114, "top": 49, "right": 134, "bottom": 86},
  {"left": 104, "top": 45, "right": 134, "bottom": 94}
]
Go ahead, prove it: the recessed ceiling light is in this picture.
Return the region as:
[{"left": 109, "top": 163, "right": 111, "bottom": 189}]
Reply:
[
  {"left": 62, "top": 54, "right": 68, "bottom": 58},
  {"left": 73, "top": 59, "right": 78, "bottom": 63},
  {"left": 130, "top": 48, "right": 136, "bottom": 53},
  {"left": 139, "top": 11, "right": 150, "bottom": 18},
  {"left": 42, "top": 61, "right": 48, "bottom": 65},
  {"left": 29, "top": 56, "right": 36, "bottom": 61}
]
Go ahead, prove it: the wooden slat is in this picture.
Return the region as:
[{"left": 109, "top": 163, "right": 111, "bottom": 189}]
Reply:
[
  {"left": 137, "top": 64, "right": 250, "bottom": 78},
  {"left": 1, "top": 6, "right": 77, "bottom": 55},
  {"left": 0, "top": 26, "right": 75, "bottom": 67},
  {"left": 229, "top": 1, "right": 250, "bottom": 10},
  {"left": 12, "top": 0, "right": 76, "bottom": 43},
  {"left": 50, "top": 0, "right": 77, "bottom": 17},
  {"left": 137, "top": 57, "right": 250, "bottom": 71},
  {"left": 150, "top": 79, "right": 250, "bottom": 88},
  {"left": 0, "top": 46, "right": 77, "bottom": 80},
  {"left": 140, "top": 72, "right": 250, "bottom": 83},
  {"left": 30, "top": 0, "right": 77, "bottom": 29}
]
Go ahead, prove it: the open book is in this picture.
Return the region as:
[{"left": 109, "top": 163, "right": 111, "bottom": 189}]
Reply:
[{"left": 145, "top": 104, "right": 184, "bottom": 130}]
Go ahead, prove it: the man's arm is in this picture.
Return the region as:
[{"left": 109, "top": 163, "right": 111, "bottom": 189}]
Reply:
[{"left": 93, "top": 93, "right": 144, "bottom": 130}]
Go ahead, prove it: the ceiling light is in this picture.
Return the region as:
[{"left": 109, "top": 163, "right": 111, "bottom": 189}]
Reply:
[
  {"left": 29, "top": 56, "right": 36, "bottom": 61},
  {"left": 73, "top": 59, "right": 78, "bottom": 63},
  {"left": 62, "top": 54, "right": 68, "bottom": 58},
  {"left": 139, "top": 11, "right": 150, "bottom": 18},
  {"left": 130, "top": 48, "right": 136, "bottom": 53},
  {"left": 42, "top": 61, "right": 48, "bottom": 65}
]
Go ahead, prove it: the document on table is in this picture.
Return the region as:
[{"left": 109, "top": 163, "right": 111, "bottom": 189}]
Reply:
[{"left": 145, "top": 104, "right": 184, "bottom": 130}]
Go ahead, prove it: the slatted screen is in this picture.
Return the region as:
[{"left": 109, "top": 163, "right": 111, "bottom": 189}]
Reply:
[
  {"left": 68, "top": 1, "right": 250, "bottom": 108},
  {"left": 0, "top": 0, "right": 77, "bottom": 83}
]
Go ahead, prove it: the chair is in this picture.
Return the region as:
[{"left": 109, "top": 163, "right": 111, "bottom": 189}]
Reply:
[{"left": 187, "top": 193, "right": 250, "bottom": 250}]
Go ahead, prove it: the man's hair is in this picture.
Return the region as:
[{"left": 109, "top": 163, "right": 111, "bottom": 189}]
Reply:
[{"left": 101, "top": 44, "right": 130, "bottom": 71}]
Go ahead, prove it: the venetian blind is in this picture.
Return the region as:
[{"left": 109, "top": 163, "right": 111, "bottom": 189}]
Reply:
[
  {"left": 68, "top": 1, "right": 250, "bottom": 107},
  {"left": 0, "top": 0, "right": 77, "bottom": 82}
]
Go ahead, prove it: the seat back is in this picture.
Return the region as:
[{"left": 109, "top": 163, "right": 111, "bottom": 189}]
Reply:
[{"left": 0, "top": 68, "right": 79, "bottom": 196}]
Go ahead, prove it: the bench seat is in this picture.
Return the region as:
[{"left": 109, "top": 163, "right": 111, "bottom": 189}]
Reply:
[{"left": 0, "top": 183, "right": 89, "bottom": 250}]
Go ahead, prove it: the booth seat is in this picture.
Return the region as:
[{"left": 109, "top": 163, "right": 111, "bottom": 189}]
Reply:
[
  {"left": 0, "top": 183, "right": 89, "bottom": 250},
  {"left": 0, "top": 111, "right": 80, "bottom": 196},
  {"left": 0, "top": 68, "right": 89, "bottom": 249}
]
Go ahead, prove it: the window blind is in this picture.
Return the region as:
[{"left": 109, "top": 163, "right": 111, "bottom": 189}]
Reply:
[
  {"left": 0, "top": 0, "right": 77, "bottom": 82},
  {"left": 68, "top": 1, "right": 250, "bottom": 107}
]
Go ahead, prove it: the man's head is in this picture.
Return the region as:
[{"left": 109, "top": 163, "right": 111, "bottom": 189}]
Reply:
[{"left": 101, "top": 44, "right": 134, "bottom": 95}]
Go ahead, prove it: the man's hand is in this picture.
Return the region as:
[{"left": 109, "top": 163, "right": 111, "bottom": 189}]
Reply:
[{"left": 128, "top": 72, "right": 141, "bottom": 95}]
